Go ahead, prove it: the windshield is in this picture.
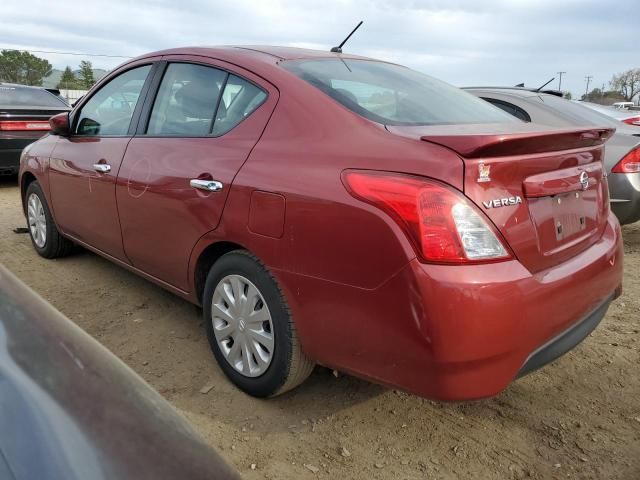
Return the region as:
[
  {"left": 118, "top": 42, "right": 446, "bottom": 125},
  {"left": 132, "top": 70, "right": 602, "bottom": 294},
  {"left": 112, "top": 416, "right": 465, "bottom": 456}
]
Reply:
[
  {"left": 282, "top": 59, "right": 516, "bottom": 126},
  {"left": 0, "top": 85, "right": 69, "bottom": 108}
]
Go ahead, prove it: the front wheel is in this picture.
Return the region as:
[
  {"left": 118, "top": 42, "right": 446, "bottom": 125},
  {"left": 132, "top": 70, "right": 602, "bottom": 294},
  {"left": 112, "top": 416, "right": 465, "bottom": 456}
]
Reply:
[
  {"left": 25, "top": 181, "right": 74, "bottom": 259},
  {"left": 203, "top": 250, "right": 314, "bottom": 397}
]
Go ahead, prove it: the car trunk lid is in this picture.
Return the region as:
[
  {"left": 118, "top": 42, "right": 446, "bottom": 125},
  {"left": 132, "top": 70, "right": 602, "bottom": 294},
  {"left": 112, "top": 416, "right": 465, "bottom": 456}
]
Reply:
[{"left": 387, "top": 123, "right": 614, "bottom": 273}]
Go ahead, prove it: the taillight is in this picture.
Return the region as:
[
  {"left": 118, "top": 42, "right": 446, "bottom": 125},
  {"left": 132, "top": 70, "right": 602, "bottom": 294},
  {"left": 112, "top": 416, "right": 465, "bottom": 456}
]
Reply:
[
  {"left": 0, "top": 120, "right": 50, "bottom": 131},
  {"left": 622, "top": 116, "right": 640, "bottom": 127},
  {"left": 342, "top": 171, "right": 511, "bottom": 264},
  {"left": 611, "top": 147, "right": 640, "bottom": 173}
]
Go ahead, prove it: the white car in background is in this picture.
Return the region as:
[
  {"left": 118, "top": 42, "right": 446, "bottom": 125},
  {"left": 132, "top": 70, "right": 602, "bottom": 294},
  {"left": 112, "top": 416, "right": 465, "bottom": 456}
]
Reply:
[{"left": 580, "top": 101, "right": 640, "bottom": 127}]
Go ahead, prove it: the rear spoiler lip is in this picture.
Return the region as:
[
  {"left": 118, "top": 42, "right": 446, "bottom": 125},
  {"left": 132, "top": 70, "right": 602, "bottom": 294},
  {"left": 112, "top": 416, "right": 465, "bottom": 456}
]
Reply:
[{"left": 418, "top": 127, "right": 615, "bottom": 158}]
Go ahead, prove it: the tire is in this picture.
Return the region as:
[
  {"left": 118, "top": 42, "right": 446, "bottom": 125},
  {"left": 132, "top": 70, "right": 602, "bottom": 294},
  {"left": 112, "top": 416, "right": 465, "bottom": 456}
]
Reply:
[
  {"left": 203, "top": 250, "right": 315, "bottom": 397},
  {"left": 24, "top": 181, "right": 74, "bottom": 259}
]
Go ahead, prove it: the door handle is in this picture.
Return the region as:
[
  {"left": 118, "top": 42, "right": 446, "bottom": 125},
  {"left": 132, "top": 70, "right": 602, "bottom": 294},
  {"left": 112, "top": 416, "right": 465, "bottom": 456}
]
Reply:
[
  {"left": 190, "top": 179, "right": 223, "bottom": 192},
  {"left": 93, "top": 163, "right": 111, "bottom": 173}
]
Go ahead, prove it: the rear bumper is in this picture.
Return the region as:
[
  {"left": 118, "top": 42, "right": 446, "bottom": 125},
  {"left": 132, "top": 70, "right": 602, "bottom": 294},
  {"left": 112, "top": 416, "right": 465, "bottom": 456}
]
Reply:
[
  {"left": 608, "top": 172, "right": 640, "bottom": 225},
  {"left": 516, "top": 294, "right": 612, "bottom": 378},
  {"left": 0, "top": 137, "right": 40, "bottom": 174},
  {"left": 279, "top": 214, "right": 623, "bottom": 401}
]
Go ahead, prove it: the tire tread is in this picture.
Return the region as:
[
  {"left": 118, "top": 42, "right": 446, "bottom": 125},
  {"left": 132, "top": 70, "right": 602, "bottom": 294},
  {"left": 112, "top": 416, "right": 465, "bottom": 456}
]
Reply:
[
  {"left": 231, "top": 250, "right": 315, "bottom": 396},
  {"left": 204, "top": 249, "right": 315, "bottom": 397}
]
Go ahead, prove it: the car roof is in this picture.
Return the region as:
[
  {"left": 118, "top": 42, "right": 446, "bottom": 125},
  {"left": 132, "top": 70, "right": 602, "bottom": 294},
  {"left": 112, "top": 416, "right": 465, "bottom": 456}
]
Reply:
[
  {"left": 119, "top": 46, "right": 393, "bottom": 90},
  {"left": 139, "top": 45, "right": 376, "bottom": 62}
]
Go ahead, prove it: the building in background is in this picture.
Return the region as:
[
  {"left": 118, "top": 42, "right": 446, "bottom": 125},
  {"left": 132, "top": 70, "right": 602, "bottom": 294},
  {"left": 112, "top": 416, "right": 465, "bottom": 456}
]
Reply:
[{"left": 58, "top": 89, "right": 87, "bottom": 105}]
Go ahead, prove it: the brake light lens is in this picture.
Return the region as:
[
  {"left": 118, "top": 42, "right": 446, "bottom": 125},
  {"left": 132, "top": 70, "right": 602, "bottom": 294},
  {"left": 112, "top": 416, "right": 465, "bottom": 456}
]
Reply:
[
  {"left": 343, "top": 171, "right": 510, "bottom": 263},
  {"left": 622, "top": 116, "right": 640, "bottom": 127},
  {"left": 611, "top": 148, "right": 640, "bottom": 173},
  {"left": 0, "top": 120, "right": 50, "bottom": 131}
]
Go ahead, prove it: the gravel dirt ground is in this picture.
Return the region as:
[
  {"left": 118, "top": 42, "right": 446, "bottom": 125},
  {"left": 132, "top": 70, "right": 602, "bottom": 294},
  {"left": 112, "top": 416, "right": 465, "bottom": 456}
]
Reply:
[{"left": 1, "top": 175, "right": 639, "bottom": 479}]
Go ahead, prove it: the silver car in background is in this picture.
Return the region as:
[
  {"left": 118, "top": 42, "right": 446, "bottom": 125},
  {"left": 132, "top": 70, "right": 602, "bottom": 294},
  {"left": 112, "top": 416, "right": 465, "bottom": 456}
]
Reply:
[
  {"left": 579, "top": 101, "right": 640, "bottom": 127},
  {"left": 464, "top": 87, "right": 640, "bottom": 225}
]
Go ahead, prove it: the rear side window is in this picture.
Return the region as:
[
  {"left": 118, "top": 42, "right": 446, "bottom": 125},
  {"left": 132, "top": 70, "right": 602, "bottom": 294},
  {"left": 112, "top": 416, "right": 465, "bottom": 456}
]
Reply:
[
  {"left": 212, "top": 75, "right": 267, "bottom": 136},
  {"left": 147, "top": 63, "right": 227, "bottom": 136},
  {"left": 483, "top": 98, "right": 531, "bottom": 122},
  {"left": 0, "top": 85, "right": 68, "bottom": 107},
  {"left": 76, "top": 65, "right": 151, "bottom": 136},
  {"left": 282, "top": 59, "right": 515, "bottom": 126},
  {"left": 147, "top": 64, "right": 267, "bottom": 137}
]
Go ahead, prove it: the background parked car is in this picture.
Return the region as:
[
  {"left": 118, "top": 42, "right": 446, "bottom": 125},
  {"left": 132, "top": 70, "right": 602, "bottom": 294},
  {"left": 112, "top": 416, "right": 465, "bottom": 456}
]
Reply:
[
  {"left": 0, "top": 264, "right": 240, "bottom": 480},
  {"left": 465, "top": 87, "right": 640, "bottom": 225},
  {"left": 579, "top": 101, "right": 640, "bottom": 127},
  {"left": 0, "top": 82, "right": 70, "bottom": 175}
]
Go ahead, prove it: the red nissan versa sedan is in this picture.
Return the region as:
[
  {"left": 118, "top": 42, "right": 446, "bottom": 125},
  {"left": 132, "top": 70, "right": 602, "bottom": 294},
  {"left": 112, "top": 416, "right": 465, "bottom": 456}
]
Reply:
[{"left": 19, "top": 46, "right": 623, "bottom": 401}]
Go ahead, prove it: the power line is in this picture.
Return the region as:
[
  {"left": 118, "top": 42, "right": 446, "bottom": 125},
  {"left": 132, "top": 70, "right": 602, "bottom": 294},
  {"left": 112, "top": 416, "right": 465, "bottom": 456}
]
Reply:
[
  {"left": 556, "top": 71, "right": 566, "bottom": 91},
  {"left": 584, "top": 75, "right": 593, "bottom": 97},
  {"left": 0, "top": 47, "right": 132, "bottom": 59}
]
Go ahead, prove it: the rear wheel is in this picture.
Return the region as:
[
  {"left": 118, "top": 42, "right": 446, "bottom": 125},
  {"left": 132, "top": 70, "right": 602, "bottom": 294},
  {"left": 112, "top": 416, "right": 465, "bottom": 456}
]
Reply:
[
  {"left": 25, "top": 181, "right": 74, "bottom": 258},
  {"left": 203, "top": 250, "right": 314, "bottom": 397}
]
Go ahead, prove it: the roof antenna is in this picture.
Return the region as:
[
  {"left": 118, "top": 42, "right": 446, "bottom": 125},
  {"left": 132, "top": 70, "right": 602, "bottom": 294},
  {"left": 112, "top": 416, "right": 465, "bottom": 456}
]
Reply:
[
  {"left": 535, "top": 77, "right": 555, "bottom": 92},
  {"left": 331, "top": 21, "right": 364, "bottom": 53}
]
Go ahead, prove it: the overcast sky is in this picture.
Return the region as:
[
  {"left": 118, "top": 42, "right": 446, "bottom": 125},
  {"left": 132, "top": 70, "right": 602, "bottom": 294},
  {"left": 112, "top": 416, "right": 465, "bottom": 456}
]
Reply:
[{"left": 1, "top": 0, "right": 637, "bottom": 96}]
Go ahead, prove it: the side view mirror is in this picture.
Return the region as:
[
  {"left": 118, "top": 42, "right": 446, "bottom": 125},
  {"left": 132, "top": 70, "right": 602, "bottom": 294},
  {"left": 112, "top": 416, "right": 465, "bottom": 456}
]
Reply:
[{"left": 49, "top": 112, "right": 71, "bottom": 136}]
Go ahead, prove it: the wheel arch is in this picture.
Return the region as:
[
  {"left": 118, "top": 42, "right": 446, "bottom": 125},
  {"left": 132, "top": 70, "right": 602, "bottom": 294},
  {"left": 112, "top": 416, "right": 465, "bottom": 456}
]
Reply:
[
  {"left": 193, "top": 240, "right": 248, "bottom": 305},
  {"left": 20, "top": 171, "right": 38, "bottom": 215}
]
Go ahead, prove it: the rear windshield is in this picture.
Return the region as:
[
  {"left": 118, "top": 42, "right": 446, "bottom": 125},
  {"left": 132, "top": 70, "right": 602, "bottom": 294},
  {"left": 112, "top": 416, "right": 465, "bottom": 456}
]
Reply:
[
  {"left": 535, "top": 95, "right": 620, "bottom": 128},
  {"left": 282, "top": 59, "right": 515, "bottom": 126},
  {"left": 0, "top": 85, "right": 68, "bottom": 107}
]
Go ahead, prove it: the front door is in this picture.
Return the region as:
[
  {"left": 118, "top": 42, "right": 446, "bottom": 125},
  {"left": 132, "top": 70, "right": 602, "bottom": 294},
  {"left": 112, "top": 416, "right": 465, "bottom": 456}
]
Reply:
[
  {"left": 116, "top": 58, "right": 278, "bottom": 290},
  {"left": 49, "top": 64, "right": 154, "bottom": 261}
]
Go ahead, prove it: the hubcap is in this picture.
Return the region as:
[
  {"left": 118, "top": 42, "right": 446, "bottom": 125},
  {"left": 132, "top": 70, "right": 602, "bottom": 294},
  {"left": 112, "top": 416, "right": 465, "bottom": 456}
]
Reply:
[
  {"left": 27, "top": 193, "right": 47, "bottom": 248},
  {"left": 211, "top": 275, "right": 274, "bottom": 377}
]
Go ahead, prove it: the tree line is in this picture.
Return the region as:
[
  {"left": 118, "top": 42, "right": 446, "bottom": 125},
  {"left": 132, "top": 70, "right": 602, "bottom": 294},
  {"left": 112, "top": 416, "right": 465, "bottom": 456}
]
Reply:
[
  {"left": 0, "top": 50, "right": 96, "bottom": 89},
  {"left": 58, "top": 61, "right": 95, "bottom": 89}
]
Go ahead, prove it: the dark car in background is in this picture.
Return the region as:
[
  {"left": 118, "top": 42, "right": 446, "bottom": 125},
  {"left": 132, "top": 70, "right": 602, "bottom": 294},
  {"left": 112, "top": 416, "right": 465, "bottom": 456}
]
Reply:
[
  {"left": 0, "top": 83, "right": 70, "bottom": 175},
  {"left": 0, "top": 265, "right": 240, "bottom": 480},
  {"left": 465, "top": 87, "right": 640, "bottom": 225}
]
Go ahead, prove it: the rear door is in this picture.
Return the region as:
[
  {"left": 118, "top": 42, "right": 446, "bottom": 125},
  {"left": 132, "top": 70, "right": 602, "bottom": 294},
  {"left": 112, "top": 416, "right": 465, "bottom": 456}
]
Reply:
[
  {"left": 116, "top": 56, "right": 278, "bottom": 290},
  {"left": 48, "top": 63, "right": 155, "bottom": 261}
]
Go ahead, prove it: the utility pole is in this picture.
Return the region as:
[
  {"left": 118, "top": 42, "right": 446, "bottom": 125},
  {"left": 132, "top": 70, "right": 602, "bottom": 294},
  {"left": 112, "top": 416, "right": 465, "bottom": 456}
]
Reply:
[
  {"left": 557, "top": 72, "right": 566, "bottom": 91},
  {"left": 584, "top": 75, "right": 593, "bottom": 98}
]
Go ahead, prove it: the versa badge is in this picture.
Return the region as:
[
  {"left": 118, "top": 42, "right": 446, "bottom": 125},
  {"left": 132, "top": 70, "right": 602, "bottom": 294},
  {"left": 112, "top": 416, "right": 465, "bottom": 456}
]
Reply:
[{"left": 483, "top": 196, "right": 523, "bottom": 209}]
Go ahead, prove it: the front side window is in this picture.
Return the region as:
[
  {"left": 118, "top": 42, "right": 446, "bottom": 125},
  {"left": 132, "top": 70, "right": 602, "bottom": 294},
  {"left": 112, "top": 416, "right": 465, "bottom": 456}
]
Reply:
[
  {"left": 282, "top": 59, "right": 516, "bottom": 126},
  {"left": 75, "top": 65, "right": 151, "bottom": 136}
]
